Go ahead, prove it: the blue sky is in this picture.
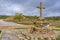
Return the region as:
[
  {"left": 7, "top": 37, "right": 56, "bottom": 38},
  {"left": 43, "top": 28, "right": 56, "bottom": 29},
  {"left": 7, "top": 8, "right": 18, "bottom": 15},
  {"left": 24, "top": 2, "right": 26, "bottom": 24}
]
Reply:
[{"left": 0, "top": 0, "right": 60, "bottom": 17}]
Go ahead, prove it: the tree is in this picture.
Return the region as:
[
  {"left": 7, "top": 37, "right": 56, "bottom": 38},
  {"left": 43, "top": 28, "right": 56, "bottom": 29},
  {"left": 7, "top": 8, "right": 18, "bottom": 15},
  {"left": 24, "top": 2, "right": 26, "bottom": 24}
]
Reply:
[{"left": 14, "top": 13, "right": 25, "bottom": 21}]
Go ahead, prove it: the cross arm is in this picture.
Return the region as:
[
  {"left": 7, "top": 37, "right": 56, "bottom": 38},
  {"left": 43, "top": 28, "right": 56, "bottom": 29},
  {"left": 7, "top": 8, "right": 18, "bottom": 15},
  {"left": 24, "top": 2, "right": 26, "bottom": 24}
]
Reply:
[{"left": 36, "top": 6, "right": 45, "bottom": 9}]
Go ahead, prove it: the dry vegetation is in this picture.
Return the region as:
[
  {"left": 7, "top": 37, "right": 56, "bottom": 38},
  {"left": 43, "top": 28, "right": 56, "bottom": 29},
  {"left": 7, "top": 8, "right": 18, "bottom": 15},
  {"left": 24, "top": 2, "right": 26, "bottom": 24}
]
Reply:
[{"left": 0, "top": 13, "right": 60, "bottom": 28}]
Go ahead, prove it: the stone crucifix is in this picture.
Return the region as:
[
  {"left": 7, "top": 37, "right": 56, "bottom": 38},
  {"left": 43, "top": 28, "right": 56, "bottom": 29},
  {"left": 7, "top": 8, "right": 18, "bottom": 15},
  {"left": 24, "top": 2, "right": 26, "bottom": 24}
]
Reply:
[{"left": 37, "top": 2, "right": 45, "bottom": 20}]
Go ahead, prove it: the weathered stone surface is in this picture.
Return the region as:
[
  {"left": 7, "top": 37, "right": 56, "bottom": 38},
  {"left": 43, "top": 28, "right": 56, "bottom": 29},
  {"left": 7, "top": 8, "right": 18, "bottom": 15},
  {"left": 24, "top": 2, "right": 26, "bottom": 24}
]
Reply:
[{"left": 0, "top": 29, "right": 59, "bottom": 40}]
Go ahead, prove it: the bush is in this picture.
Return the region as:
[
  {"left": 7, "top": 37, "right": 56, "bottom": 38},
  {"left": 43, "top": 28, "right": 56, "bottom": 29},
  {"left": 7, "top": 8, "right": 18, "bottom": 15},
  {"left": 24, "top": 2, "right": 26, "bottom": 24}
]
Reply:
[{"left": 14, "top": 13, "right": 25, "bottom": 21}]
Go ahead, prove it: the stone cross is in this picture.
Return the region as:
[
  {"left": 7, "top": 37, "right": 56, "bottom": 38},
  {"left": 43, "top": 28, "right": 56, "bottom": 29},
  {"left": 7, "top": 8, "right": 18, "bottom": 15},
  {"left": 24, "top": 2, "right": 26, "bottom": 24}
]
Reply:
[{"left": 37, "top": 2, "right": 45, "bottom": 20}]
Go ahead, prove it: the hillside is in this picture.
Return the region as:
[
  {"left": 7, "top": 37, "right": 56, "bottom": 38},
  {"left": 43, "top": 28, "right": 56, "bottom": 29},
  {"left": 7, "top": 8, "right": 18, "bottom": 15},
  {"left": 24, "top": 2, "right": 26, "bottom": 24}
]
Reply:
[
  {"left": 45, "top": 16, "right": 60, "bottom": 21},
  {"left": 0, "top": 15, "right": 60, "bottom": 27},
  {"left": 0, "top": 15, "right": 9, "bottom": 19},
  {"left": 0, "top": 15, "right": 60, "bottom": 21}
]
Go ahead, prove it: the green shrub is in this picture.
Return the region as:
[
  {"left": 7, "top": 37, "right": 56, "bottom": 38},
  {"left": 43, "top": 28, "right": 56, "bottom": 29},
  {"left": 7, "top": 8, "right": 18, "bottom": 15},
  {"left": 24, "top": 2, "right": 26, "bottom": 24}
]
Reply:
[{"left": 0, "top": 30, "right": 1, "bottom": 34}]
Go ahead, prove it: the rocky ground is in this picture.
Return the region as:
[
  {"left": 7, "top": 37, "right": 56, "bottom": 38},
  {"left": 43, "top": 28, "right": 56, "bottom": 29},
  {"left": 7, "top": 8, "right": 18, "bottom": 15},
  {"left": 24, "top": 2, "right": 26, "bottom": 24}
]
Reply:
[
  {"left": 0, "top": 29, "right": 60, "bottom": 40},
  {"left": 0, "top": 20, "right": 60, "bottom": 40}
]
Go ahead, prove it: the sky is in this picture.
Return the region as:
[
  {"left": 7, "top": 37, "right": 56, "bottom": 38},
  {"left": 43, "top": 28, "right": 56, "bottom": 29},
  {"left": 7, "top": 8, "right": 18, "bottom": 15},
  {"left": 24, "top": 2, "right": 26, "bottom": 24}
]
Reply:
[{"left": 0, "top": 0, "right": 60, "bottom": 17}]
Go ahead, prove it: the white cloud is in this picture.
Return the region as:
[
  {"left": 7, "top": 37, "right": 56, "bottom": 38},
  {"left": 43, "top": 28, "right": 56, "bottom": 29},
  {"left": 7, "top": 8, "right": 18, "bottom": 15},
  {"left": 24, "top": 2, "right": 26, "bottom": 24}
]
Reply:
[
  {"left": 0, "top": 2, "right": 25, "bottom": 15},
  {"left": 6, "top": 4, "right": 24, "bottom": 12}
]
